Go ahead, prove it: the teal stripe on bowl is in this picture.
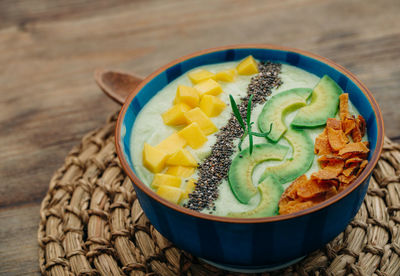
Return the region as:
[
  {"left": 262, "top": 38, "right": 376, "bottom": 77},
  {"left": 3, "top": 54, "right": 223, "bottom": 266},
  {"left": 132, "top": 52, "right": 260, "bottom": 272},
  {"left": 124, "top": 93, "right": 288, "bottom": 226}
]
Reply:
[
  {"left": 166, "top": 63, "right": 182, "bottom": 83},
  {"left": 286, "top": 52, "right": 300, "bottom": 66},
  {"left": 225, "top": 49, "right": 235, "bottom": 61}
]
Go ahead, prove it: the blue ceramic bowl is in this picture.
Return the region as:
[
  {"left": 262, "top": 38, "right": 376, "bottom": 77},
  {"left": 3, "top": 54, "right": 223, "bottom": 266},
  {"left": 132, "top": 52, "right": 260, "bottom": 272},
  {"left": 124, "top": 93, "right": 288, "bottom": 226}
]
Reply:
[{"left": 116, "top": 45, "right": 384, "bottom": 271}]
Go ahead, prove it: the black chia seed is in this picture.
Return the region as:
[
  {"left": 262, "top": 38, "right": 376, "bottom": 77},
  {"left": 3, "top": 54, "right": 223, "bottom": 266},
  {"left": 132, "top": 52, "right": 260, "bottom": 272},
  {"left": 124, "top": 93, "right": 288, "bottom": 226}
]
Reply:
[{"left": 184, "top": 62, "right": 282, "bottom": 212}]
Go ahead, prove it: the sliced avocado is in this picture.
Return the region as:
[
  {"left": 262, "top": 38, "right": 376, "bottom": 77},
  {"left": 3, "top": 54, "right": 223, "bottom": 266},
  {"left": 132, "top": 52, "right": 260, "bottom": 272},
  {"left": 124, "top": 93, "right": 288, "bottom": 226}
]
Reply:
[
  {"left": 260, "top": 127, "right": 314, "bottom": 184},
  {"left": 291, "top": 75, "right": 343, "bottom": 128},
  {"left": 228, "top": 175, "right": 283, "bottom": 218},
  {"left": 258, "top": 88, "right": 312, "bottom": 142},
  {"left": 228, "top": 143, "right": 288, "bottom": 204}
]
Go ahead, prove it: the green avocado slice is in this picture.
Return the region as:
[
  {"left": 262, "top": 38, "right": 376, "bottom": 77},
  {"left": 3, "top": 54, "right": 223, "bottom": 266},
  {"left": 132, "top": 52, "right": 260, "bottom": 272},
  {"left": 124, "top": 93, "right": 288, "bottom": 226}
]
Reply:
[
  {"left": 228, "top": 143, "right": 288, "bottom": 204},
  {"left": 258, "top": 88, "right": 312, "bottom": 142},
  {"left": 260, "top": 126, "right": 314, "bottom": 185},
  {"left": 291, "top": 75, "right": 343, "bottom": 128},
  {"left": 228, "top": 175, "right": 283, "bottom": 218}
]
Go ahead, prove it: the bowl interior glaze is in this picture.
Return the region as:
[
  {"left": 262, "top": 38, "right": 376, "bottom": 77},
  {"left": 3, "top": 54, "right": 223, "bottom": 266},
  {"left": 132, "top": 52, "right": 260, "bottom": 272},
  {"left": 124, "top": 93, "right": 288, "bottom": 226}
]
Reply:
[{"left": 116, "top": 45, "right": 384, "bottom": 223}]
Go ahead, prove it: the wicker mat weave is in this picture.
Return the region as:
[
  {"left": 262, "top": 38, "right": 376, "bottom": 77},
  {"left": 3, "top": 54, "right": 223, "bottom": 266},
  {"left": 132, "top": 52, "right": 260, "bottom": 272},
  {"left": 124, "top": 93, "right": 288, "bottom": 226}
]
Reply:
[{"left": 38, "top": 113, "right": 400, "bottom": 276}]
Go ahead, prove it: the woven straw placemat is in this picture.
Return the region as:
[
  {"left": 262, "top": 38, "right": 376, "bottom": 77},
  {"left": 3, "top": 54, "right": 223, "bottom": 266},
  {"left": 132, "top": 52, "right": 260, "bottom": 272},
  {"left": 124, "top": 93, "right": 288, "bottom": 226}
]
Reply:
[{"left": 38, "top": 113, "right": 400, "bottom": 276}]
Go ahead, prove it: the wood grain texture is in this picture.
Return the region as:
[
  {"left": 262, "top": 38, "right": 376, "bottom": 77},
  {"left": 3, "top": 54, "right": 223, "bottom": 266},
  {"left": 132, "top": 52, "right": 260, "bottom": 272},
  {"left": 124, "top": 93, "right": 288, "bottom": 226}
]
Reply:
[{"left": 0, "top": 0, "right": 399, "bottom": 274}]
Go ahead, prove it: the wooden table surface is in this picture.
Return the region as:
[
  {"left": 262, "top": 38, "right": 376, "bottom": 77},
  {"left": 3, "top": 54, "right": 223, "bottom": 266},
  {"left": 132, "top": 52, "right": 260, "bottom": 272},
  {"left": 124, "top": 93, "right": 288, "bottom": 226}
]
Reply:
[{"left": 1, "top": 0, "right": 399, "bottom": 274}]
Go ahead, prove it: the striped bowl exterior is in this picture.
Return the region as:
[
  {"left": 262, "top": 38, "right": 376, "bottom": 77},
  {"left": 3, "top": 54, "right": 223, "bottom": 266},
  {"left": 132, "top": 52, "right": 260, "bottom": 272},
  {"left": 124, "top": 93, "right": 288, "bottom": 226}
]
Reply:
[{"left": 116, "top": 45, "right": 384, "bottom": 267}]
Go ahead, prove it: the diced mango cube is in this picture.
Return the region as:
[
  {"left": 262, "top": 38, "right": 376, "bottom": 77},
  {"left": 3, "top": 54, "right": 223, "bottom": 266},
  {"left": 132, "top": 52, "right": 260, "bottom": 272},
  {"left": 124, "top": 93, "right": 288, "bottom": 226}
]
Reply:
[
  {"left": 199, "top": 95, "right": 226, "bottom": 117},
  {"left": 182, "top": 178, "right": 197, "bottom": 200},
  {"left": 184, "top": 107, "right": 218, "bottom": 135},
  {"left": 215, "top": 68, "right": 236, "bottom": 82},
  {"left": 161, "top": 103, "right": 191, "bottom": 126},
  {"left": 142, "top": 143, "right": 168, "bottom": 173},
  {"left": 194, "top": 79, "right": 223, "bottom": 96},
  {"left": 155, "top": 133, "right": 187, "bottom": 155},
  {"left": 173, "top": 85, "right": 200, "bottom": 108},
  {"left": 166, "top": 166, "right": 195, "bottom": 178},
  {"left": 178, "top": 123, "right": 207, "bottom": 149},
  {"left": 166, "top": 148, "right": 198, "bottom": 167},
  {"left": 188, "top": 69, "right": 215, "bottom": 84},
  {"left": 156, "top": 185, "right": 183, "bottom": 204},
  {"left": 236, "top": 55, "right": 259, "bottom": 75},
  {"left": 151, "top": 173, "right": 181, "bottom": 189}
]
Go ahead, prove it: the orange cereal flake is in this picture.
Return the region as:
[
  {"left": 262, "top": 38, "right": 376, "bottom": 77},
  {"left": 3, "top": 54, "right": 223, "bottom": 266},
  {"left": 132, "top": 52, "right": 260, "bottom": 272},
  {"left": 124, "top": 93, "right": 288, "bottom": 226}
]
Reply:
[
  {"left": 357, "top": 115, "right": 366, "bottom": 137},
  {"left": 318, "top": 155, "right": 345, "bottom": 163},
  {"left": 327, "top": 127, "right": 349, "bottom": 151},
  {"left": 324, "top": 166, "right": 343, "bottom": 177},
  {"left": 312, "top": 168, "right": 340, "bottom": 180},
  {"left": 297, "top": 178, "right": 333, "bottom": 199},
  {"left": 279, "top": 196, "right": 326, "bottom": 215},
  {"left": 345, "top": 157, "right": 364, "bottom": 166},
  {"left": 342, "top": 163, "right": 359, "bottom": 177},
  {"left": 326, "top": 118, "right": 342, "bottom": 130},
  {"left": 278, "top": 93, "right": 369, "bottom": 215},
  {"left": 311, "top": 172, "right": 340, "bottom": 189},
  {"left": 338, "top": 142, "right": 369, "bottom": 157},
  {"left": 314, "top": 129, "right": 334, "bottom": 155},
  {"left": 356, "top": 160, "right": 368, "bottom": 176},
  {"left": 339, "top": 93, "right": 350, "bottom": 121},
  {"left": 339, "top": 174, "right": 357, "bottom": 185},
  {"left": 279, "top": 175, "right": 308, "bottom": 204},
  {"left": 342, "top": 117, "right": 356, "bottom": 135},
  {"left": 319, "top": 158, "right": 344, "bottom": 175},
  {"left": 279, "top": 199, "right": 315, "bottom": 215},
  {"left": 351, "top": 123, "right": 363, "bottom": 143}
]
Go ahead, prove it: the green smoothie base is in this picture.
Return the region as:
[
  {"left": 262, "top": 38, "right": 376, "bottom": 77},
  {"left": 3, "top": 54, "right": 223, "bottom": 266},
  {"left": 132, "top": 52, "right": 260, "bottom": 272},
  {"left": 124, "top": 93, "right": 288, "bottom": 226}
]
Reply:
[{"left": 130, "top": 61, "right": 363, "bottom": 217}]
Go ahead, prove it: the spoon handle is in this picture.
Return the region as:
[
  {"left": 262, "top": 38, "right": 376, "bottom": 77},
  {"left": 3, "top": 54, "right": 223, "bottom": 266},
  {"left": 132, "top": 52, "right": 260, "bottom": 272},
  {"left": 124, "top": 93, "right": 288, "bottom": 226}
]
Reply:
[{"left": 94, "top": 69, "right": 144, "bottom": 105}]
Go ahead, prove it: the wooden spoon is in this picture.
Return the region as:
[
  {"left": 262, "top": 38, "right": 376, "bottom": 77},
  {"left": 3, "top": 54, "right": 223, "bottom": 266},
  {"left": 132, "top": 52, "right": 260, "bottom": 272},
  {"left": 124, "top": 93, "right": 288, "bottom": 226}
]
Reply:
[{"left": 94, "top": 68, "right": 144, "bottom": 105}]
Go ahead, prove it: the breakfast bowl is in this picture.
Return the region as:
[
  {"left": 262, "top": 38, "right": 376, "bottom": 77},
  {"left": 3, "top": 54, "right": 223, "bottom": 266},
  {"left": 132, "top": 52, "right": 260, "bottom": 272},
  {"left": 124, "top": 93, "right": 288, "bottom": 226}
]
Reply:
[{"left": 115, "top": 45, "right": 384, "bottom": 272}]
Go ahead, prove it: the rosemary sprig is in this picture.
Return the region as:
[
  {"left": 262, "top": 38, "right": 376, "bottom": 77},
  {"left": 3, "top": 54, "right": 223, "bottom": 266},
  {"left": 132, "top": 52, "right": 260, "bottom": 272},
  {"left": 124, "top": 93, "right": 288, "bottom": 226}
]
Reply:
[{"left": 229, "top": 94, "right": 273, "bottom": 154}]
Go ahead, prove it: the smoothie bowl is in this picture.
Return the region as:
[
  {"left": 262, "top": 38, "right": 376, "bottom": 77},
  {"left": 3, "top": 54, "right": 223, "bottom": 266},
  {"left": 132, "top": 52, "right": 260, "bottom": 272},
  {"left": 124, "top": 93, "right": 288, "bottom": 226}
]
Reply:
[{"left": 115, "top": 45, "right": 384, "bottom": 271}]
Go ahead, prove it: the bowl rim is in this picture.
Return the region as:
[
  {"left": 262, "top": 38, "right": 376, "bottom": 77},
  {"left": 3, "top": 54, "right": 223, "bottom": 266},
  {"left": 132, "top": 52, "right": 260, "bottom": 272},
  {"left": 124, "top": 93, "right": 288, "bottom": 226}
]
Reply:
[{"left": 115, "top": 44, "right": 384, "bottom": 224}]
